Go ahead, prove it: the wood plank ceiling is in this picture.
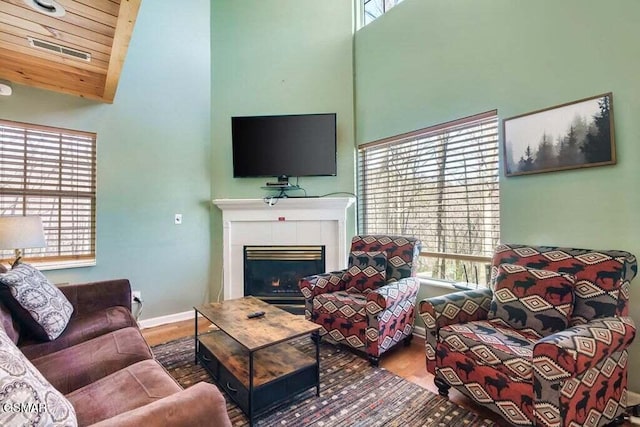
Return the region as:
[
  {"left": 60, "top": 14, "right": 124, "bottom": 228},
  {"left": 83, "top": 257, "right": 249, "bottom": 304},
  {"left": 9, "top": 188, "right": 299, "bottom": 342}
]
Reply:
[{"left": 0, "top": 0, "right": 141, "bottom": 103}]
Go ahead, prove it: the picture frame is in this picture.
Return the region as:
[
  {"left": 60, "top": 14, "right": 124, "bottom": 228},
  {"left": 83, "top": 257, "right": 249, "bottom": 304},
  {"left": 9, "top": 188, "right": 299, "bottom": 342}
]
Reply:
[{"left": 502, "top": 93, "right": 616, "bottom": 177}]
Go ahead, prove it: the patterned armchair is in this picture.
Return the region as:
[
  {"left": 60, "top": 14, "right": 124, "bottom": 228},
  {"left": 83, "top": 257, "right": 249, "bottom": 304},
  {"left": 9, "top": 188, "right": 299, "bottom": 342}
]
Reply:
[
  {"left": 299, "top": 235, "right": 422, "bottom": 365},
  {"left": 419, "top": 244, "right": 637, "bottom": 427}
]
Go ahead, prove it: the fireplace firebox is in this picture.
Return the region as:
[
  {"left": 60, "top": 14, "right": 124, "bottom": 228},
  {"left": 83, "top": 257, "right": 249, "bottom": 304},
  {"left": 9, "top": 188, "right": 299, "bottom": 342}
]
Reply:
[{"left": 244, "top": 245, "right": 325, "bottom": 314}]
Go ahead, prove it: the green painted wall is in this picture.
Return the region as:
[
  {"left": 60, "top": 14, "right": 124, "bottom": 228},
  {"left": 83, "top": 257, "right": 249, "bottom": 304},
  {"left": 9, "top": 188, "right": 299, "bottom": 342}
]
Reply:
[
  {"left": 210, "top": 0, "right": 356, "bottom": 300},
  {"left": 5, "top": 0, "right": 636, "bottom": 390},
  {"left": 0, "top": 0, "right": 212, "bottom": 320},
  {"left": 355, "top": 0, "right": 640, "bottom": 390}
]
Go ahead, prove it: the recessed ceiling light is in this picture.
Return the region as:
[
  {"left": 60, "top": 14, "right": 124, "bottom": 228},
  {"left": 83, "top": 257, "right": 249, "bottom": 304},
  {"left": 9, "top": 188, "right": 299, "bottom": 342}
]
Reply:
[
  {"left": 0, "top": 81, "right": 12, "bottom": 96},
  {"left": 23, "top": 0, "right": 66, "bottom": 17}
]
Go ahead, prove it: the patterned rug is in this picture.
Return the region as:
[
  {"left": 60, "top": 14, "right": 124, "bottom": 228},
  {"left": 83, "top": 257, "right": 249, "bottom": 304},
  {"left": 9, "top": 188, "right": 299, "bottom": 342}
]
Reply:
[{"left": 152, "top": 336, "right": 495, "bottom": 427}]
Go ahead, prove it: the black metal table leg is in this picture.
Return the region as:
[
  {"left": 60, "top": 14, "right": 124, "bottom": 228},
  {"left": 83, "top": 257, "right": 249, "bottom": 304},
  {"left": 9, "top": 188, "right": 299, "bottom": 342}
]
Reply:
[
  {"left": 194, "top": 309, "right": 198, "bottom": 365},
  {"left": 314, "top": 331, "right": 320, "bottom": 396},
  {"left": 249, "top": 351, "right": 254, "bottom": 426}
]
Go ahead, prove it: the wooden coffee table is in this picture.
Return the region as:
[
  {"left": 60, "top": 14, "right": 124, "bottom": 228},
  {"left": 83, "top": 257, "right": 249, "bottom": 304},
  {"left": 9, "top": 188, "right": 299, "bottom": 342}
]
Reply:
[{"left": 194, "top": 296, "right": 320, "bottom": 425}]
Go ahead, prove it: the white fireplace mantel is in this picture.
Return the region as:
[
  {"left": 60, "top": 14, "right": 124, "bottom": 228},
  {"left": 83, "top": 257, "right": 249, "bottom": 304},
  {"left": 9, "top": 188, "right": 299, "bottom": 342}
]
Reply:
[{"left": 213, "top": 197, "right": 356, "bottom": 300}]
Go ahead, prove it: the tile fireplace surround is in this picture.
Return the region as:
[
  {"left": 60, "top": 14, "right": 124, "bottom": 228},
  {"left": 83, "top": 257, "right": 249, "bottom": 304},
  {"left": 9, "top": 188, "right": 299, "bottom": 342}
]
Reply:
[{"left": 212, "top": 197, "right": 356, "bottom": 300}]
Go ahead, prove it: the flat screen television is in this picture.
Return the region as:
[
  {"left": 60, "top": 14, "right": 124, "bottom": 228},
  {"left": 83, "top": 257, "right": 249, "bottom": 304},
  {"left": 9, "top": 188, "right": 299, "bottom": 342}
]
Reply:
[{"left": 231, "top": 113, "right": 337, "bottom": 180}]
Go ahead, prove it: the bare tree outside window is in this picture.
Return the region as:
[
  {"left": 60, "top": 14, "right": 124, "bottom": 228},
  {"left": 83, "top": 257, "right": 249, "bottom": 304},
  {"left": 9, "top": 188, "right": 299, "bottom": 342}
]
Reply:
[
  {"left": 358, "top": 112, "right": 500, "bottom": 287},
  {"left": 0, "top": 120, "right": 96, "bottom": 265},
  {"left": 363, "top": 0, "right": 404, "bottom": 26}
]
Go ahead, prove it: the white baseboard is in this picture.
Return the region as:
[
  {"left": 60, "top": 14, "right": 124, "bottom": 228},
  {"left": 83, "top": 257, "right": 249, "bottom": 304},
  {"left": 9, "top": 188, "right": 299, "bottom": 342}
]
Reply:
[
  {"left": 413, "top": 325, "right": 425, "bottom": 338},
  {"left": 138, "top": 310, "right": 194, "bottom": 329},
  {"left": 629, "top": 390, "right": 640, "bottom": 407}
]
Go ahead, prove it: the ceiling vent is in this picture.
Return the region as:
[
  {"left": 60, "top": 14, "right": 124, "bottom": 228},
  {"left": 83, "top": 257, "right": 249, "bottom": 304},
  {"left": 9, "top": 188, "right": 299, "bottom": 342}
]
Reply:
[
  {"left": 23, "top": 0, "right": 66, "bottom": 17},
  {"left": 27, "top": 37, "right": 91, "bottom": 62}
]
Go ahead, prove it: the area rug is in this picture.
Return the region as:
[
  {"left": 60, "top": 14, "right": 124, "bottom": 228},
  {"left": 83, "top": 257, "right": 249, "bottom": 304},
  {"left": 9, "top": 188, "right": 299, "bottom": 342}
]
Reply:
[{"left": 152, "top": 337, "right": 495, "bottom": 427}]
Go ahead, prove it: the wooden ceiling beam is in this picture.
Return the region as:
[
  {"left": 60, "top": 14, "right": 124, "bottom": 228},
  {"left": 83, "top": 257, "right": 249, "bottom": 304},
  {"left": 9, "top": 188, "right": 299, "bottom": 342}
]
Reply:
[
  {"left": 0, "top": 0, "right": 137, "bottom": 103},
  {"left": 0, "top": 64, "right": 104, "bottom": 94},
  {"left": 0, "top": 28, "right": 110, "bottom": 64},
  {"left": 0, "top": 48, "right": 104, "bottom": 78},
  {"left": 0, "top": 63, "right": 105, "bottom": 101},
  {"left": 3, "top": 0, "right": 115, "bottom": 36},
  {"left": 75, "top": 0, "right": 120, "bottom": 17},
  {"left": 0, "top": 2, "right": 114, "bottom": 46},
  {"left": 0, "top": 35, "right": 109, "bottom": 73},
  {"left": 0, "top": 12, "right": 112, "bottom": 53},
  {"left": 55, "top": 0, "right": 118, "bottom": 28},
  {"left": 102, "top": 0, "right": 141, "bottom": 103}
]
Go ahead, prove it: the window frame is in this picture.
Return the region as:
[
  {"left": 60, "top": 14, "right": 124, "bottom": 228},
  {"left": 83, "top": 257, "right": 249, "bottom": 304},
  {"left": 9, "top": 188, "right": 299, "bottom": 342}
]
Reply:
[
  {"left": 360, "top": 0, "right": 405, "bottom": 27},
  {"left": 0, "top": 119, "right": 97, "bottom": 270},
  {"left": 357, "top": 111, "right": 500, "bottom": 287}
]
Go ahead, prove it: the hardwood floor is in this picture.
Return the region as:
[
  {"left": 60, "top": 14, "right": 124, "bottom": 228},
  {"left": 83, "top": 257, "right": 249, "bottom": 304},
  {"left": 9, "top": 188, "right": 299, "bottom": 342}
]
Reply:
[
  {"left": 142, "top": 317, "right": 208, "bottom": 347},
  {"left": 141, "top": 319, "right": 510, "bottom": 425},
  {"left": 142, "top": 319, "right": 635, "bottom": 426}
]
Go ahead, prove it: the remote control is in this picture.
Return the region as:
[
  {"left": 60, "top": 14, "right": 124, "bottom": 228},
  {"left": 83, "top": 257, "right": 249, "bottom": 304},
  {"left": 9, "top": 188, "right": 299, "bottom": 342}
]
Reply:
[{"left": 247, "top": 311, "right": 265, "bottom": 319}]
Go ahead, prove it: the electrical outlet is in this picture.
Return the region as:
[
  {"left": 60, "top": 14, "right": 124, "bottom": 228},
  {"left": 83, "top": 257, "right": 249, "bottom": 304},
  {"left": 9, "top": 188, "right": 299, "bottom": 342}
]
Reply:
[
  {"left": 174, "top": 213, "right": 182, "bottom": 225},
  {"left": 132, "top": 291, "right": 142, "bottom": 302}
]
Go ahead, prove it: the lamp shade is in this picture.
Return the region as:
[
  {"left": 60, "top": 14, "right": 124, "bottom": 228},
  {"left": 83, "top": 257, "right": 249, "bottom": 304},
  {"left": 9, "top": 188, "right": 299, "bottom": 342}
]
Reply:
[{"left": 0, "top": 216, "right": 46, "bottom": 251}]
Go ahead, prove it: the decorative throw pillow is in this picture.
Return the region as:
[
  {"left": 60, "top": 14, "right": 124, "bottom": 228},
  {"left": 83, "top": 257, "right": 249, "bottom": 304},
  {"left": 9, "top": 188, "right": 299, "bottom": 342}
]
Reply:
[
  {"left": 0, "top": 328, "right": 78, "bottom": 426},
  {"left": 0, "top": 263, "right": 73, "bottom": 341},
  {"left": 346, "top": 251, "right": 387, "bottom": 293},
  {"left": 488, "top": 263, "right": 575, "bottom": 337}
]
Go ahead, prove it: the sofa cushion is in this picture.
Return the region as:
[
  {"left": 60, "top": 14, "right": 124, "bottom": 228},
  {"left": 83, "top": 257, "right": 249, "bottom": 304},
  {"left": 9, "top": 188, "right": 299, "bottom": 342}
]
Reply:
[
  {"left": 350, "top": 235, "right": 421, "bottom": 281},
  {"left": 0, "top": 300, "right": 20, "bottom": 344},
  {"left": 0, "top": 263, "right": 74, "bottom": 341},
  {"left": 346, "top": 251, "right": 387, "bottom": 293},
  {"left": 88, "top": 382, "right": 231, "bottom": 427},
  {"left": 66, "top": 359, "right": 182, "bottom": 426},
  {"left": 20, "top": 306, "right": 137, "bottom": 360},
  {"left": 439, "top": 319, "right": 538, "bottom": 381},
  {"left": 488, "top": 263, "right": 574, "bottom": 336},
  {"left": 0, "top": 328, "right": 77, "bottom": 426},
  {"left": 31, "top": 327, "right": 153, "bottom": 394},
  {"left": 491, "top": 244, "right": 636, "bottom": 326},
  {"left": 315, "top": 291, "right": 368, "bottom": 322},
  {"left": 314, "top": 291, "right": 368, "bottom": 348}
]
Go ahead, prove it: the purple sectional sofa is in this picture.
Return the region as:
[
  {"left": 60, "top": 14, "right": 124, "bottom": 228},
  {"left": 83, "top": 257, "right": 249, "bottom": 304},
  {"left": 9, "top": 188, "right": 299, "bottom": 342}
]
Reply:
[{"left": 0, "top": 278, "right": 231, "bottom": 427}]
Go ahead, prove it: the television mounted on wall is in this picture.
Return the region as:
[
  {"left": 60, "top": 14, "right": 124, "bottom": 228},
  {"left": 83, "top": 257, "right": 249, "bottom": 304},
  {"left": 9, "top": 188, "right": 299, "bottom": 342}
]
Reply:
[{"left": 231, "top": 113, "right": 337, "bottom": 182}]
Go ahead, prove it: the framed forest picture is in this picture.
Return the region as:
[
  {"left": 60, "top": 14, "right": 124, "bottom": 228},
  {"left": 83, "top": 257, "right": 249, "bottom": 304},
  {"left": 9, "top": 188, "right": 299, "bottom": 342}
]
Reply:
[{"left": 502, "top": 93, "right": 616, "bottom": 177}]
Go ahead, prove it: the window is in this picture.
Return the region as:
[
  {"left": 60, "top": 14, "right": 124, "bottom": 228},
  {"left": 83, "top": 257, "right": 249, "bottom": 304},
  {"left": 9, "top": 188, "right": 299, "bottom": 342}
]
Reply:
[
  {"left": 0, "top": 119, "right": 96, "bottom": 267},
  {"left": 362, "top": 0, "right": 404, "bottom": 26},
  {"left": 357, "top": 111, "right": 499, "bottom": 287}
]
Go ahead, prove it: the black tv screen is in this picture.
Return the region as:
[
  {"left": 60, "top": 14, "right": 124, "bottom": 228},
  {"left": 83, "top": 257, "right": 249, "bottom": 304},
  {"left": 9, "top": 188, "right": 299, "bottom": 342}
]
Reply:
[{"left": 232, "top": 113, "right": 337, "bottom": 178}]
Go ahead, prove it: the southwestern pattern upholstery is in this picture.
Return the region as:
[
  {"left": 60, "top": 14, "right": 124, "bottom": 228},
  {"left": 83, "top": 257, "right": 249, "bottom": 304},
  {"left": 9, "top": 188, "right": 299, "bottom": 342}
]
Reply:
[
  {"left": 299, "top": 235, "right": 421, "bottom": 365},
  {"left": 419, "top": 243, "right": 637, "bottom": 427},
  {"left": 345, "top": 251, "right": 387, "bottom": 293},
  {"left": 489, "top": 263, "right": 575, "bottom": 336}
]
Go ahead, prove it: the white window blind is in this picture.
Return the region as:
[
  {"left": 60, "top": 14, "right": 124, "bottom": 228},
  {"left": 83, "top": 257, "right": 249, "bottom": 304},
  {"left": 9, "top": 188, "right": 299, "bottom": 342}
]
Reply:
[
  {"left": 357, "top": 111, "right": 499, "bottom": 286},
  {"left": 0, "top": 119, "right": 96, "bottom": 264}
]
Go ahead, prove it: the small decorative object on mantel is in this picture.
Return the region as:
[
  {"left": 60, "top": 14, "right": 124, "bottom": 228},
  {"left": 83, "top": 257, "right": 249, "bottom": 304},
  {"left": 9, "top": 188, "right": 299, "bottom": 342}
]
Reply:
[{"left": 502, "top": 92, "right": 616, "bottom": 177}]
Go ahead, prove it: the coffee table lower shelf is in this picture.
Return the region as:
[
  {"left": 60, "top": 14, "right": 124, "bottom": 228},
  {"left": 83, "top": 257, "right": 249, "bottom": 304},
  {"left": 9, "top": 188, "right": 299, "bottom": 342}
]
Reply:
[{"left": 196, "top": 330, "right": 319, "bottom": 420}]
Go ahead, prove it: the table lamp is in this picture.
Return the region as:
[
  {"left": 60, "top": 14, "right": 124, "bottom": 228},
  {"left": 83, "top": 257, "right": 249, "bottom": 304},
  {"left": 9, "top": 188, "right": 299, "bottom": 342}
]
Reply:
[{"left": 0, "top": 215, "right": 47, "bottom": 268}]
